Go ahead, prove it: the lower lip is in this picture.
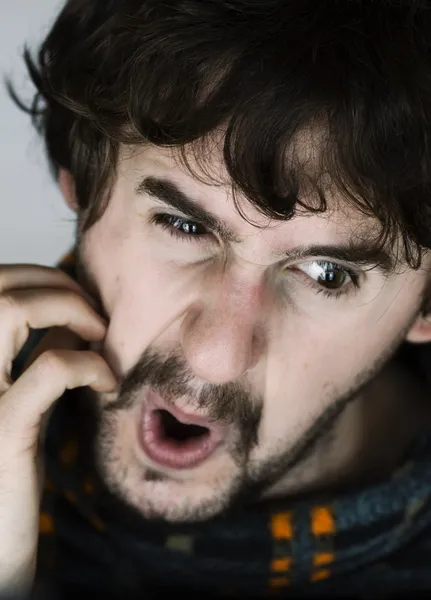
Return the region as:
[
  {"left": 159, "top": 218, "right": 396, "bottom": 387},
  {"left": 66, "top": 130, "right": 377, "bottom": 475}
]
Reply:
[{"left": 138, "top": 392, "right": 224, "bottom": 470}]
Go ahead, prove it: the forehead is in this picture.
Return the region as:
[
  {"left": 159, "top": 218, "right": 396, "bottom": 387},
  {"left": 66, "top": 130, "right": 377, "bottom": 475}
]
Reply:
[{"left": 121, "top": 143, "right": 384, "bottom": 252}]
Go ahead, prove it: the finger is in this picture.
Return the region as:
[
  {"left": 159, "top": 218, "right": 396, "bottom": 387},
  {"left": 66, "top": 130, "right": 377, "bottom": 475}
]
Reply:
[
  {"left": 0, "top": 263, "right": 83, "bottom": 294},
  {"left": 0, "top": 264, "right": 98, "bottom": 311},
  {"left": 0, "top": 349, "right": 117, "bottom": 454},
  {"left": 0, "top": 348, "right": 116, "bottom": 595},
  {"left": 24, "top": 327, "right": 86, "bottom": 371},
  {"left": 23, "top": 327, "right": 88, "bottom": 446},
  {"left": 0, "top": 288, "right": 107, "bottom": 387}
]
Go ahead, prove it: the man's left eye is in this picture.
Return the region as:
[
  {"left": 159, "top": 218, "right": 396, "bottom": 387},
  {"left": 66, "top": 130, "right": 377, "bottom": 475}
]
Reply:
[{"left": 296, "top": 260, "right": 358, "bottom": 291}]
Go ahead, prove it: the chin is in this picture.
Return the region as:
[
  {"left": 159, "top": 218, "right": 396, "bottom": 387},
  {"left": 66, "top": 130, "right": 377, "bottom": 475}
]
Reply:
[
  {"left": 102, "top": 462, "right": 244, "bottom": 523},
  {"left": 124, "top": 473, "right": 240, "bottom": 522},
  {"left": 95, "top": 433, "right": 244, "bottom": 523}
]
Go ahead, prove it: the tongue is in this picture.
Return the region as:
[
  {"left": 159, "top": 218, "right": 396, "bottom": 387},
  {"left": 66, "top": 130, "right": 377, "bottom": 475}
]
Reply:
[{"left": 140, "top": 404, "right": 222, "bottom": 470}]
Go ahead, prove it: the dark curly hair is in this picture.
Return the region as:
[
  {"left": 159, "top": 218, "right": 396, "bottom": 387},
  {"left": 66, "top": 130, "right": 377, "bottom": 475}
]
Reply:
[{"left": 9, "top": 0, "right": 431, "bottom": 268}]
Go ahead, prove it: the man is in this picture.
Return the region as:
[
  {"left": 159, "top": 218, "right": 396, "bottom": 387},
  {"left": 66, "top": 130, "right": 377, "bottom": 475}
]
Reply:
[{"left": 2, "top": 0, "right": 431, "bottom": 597}]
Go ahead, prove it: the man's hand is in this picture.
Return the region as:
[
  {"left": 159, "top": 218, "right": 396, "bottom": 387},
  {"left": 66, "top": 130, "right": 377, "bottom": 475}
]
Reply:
[{"left": 0, "top": 264, "right": 116, "bottom": 595}]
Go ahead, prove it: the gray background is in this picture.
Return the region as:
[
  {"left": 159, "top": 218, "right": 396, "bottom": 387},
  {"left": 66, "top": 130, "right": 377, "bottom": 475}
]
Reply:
[{"left": 0, "top": 0, "right": 75, "bottom": 265}]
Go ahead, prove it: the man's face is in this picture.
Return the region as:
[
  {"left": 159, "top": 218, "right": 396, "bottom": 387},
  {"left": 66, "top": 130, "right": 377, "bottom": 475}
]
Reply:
[{"left": 72, "top": 144, "right": 429, "bottom": 522}]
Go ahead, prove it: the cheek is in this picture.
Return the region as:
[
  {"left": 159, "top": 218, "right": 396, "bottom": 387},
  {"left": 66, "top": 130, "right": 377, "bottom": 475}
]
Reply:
[
  {"left": 100, "top": 271, "right": 167, "bottom": 374},
  {"left": 254, "top": 339, "right": 336, "bottom": 456},
  {"left": 253, "top": 288, "right": 420, "bottom": 455},
  {"left": 79, "top": 196, "right": 128, "bottom": 307},
  {"left": 98, "top": 254, "right": 202, "bottom": 374}
]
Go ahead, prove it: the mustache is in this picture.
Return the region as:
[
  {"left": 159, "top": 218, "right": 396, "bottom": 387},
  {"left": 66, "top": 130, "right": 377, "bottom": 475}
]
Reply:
[{"left": 104, "top": 349, "right": 263, "bottom": 448}]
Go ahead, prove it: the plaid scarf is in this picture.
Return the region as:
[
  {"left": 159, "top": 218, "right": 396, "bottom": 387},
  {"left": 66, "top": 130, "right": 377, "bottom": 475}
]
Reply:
[{"left": 12, "top": 250, "right": 431, "bottom": 599}]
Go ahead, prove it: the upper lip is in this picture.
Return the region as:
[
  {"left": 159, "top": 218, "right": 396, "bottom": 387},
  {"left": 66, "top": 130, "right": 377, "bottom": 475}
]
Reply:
[{"left": 148, "top": 389, "right": 226, "bottom": 432}]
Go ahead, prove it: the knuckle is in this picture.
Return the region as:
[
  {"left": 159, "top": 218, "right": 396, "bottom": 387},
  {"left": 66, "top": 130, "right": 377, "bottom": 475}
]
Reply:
[
  {"left": 36, "top": 349, "right": 68, "bottom": 377},
  {"left": 0, "top": 294, "right": 22, "bottom": 332},
  {"left": 0, "top": 292, "right": 20, "bottom": 315}
]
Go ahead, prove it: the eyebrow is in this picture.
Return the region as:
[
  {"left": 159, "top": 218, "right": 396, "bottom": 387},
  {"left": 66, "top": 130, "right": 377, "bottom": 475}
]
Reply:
[
  {"left": 137, "top": 176, "right": 240, "bottom": 243},
  {"left": 136, "top": 176, "right": 395, "bottom": 273}
]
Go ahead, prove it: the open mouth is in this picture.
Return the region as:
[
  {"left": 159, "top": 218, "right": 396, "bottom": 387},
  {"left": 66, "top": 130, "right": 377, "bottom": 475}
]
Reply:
[
  {"left": 158, "top": 409, "right": 210, "bottom": 442},
  {"left": 139, "top": 394, "right": 224, "bottom": 470}
]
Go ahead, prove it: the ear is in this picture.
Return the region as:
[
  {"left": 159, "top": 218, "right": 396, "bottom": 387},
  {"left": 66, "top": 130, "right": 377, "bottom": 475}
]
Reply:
[
  {"left": 58, "top": 168, "right": 78, "bottom": 213},
  {"left": 405, "top": 312, "right": 431, "bottom": 344}
]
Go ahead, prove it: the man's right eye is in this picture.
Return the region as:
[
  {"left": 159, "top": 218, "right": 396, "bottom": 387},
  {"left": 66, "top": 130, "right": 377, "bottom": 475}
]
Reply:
[{"left": 151, "top": 214, "right": 209, "bottom": 241}]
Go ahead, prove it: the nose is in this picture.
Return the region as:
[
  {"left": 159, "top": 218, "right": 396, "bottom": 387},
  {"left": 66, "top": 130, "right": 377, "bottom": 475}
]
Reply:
[{"left": 180, "top": 271, "right": 267, "bottom": 384}]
